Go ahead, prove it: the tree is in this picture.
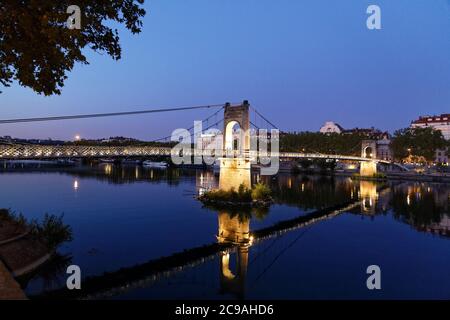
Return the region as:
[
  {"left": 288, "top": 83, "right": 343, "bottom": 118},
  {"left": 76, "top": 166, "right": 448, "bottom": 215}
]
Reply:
[
  {"left": 390, "top": 127, "right": 447, "bottom": 162},
  {"left": 280, "top": 131, "right": 365, "bottom": 155},
  {"left": 0, "top": 1, "right": 146, "bottom": 95}
]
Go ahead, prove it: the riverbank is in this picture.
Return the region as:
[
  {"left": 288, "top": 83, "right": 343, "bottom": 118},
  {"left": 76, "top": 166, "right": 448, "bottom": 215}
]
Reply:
[
  {"left": 0, "top": 260, "right": 27, "bottom": 299},
  {"left": 335, "top": 171, "right": 450, "bottom": 183},
  {"left": 281, "top": 167, "right": 450, "bottom": 183}
]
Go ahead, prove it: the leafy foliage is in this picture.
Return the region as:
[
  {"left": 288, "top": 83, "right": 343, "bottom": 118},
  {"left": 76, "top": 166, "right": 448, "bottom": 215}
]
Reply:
[
  {"left": 0, "top": 208, "right": 27, "bottom": 228},
  {"left": 0, "top": 1, "right": 146, "bottom": 95},
  {"left": 201, "top": 183, "right": 272, "bottom": 203},
  {"left": 390, "top": 127, "right": 447, "bottom": 162},
  {"left": 251, "top": 183, "right": 272, "bottom": 201},
  {"left": 280, "top": 132, "right": 366, "bottom": 155},
  {"left": 30, "top": 213, "right": 73, "bottom": 250}
]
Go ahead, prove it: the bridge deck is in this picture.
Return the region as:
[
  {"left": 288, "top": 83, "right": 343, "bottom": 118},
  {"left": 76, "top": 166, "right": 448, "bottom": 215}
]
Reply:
[{"left": 0, "top": 144, "right": 389, "bottom": 163}]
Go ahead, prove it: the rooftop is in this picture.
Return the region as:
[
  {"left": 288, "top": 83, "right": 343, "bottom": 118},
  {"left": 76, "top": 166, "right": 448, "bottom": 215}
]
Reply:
[{"left": 412, "top": 114, "right": 450, "bottom": 124}]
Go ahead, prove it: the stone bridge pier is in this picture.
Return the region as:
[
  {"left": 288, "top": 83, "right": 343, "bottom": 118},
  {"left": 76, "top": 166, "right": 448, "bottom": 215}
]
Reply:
[
  {"left": 219, "top": 101, "right": 252, "bottom": 190},
  {"left": 360, "top": 140, "right": 378, "bottom": 177}
]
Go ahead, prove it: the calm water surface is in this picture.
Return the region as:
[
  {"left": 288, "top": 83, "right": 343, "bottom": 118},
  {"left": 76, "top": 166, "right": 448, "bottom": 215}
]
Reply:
[{"left": 0, "top": 163, "right": 449, "bottom": 299}]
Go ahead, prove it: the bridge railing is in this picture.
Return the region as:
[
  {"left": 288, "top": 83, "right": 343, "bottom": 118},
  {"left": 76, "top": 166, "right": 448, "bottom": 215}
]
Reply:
[{"left": 0, "top": 143, "right": 390, "bottom": 164}]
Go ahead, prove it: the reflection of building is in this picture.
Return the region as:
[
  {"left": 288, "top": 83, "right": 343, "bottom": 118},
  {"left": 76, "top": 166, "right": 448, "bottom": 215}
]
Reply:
[{"left": 424, "top": 216, "right": 450, "bottom": 237}]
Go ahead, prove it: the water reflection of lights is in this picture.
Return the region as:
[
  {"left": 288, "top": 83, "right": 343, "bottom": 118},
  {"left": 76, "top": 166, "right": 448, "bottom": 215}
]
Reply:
[
  {"left": 73, "top": 180, "right": 79, "bottom": 190},
  {"left": 407, "top": 194, "right": 411, "bottom": 206},
  {"left": 104, "top": 164, "right": 112, "bottom": 175}
]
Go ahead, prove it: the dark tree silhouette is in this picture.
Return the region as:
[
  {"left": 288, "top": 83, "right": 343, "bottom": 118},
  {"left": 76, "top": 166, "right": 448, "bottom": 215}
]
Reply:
[
  {"left": 0, "top": 1, "right": 146, "bottom": 95},
  {"left": 390, "top": 127, "right": 447, "bottom": 162}
]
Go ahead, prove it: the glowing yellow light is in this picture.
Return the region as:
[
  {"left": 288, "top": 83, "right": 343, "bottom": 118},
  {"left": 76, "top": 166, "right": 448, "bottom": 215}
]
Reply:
[{"left": 104, "top": 164, "right": 112, "bottom": 175}]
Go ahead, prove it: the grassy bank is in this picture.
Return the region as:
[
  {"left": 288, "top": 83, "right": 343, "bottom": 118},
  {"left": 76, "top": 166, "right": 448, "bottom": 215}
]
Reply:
[{"left": 198, "top": 183, "right": 273, "bottom": 207}]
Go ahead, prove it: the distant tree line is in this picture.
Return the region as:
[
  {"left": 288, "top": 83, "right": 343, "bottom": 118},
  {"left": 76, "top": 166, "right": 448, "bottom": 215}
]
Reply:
[
  {"left": 390, "top": 127, "right": 448, "bottom": 163},
  {"left": 64, "top": 137, "right": 176, "bottom": 148},
  {"left": 280, "top": 127, "right": 449, "bottom": 164},
  {"left": 280, "top": 132, "right": 367, "bottom": 155}
]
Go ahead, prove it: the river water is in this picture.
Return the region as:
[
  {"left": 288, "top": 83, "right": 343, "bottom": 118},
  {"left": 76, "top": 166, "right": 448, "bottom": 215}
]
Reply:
[{"left": 0, "top": 163, "right": 449, "bottom": 299}]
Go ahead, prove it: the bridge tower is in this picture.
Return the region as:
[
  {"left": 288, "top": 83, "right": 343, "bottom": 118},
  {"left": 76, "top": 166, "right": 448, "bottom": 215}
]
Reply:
[
  {"left": 217, "top": 211, "right": 250, "bottom": 299},
  {"left": 219, "top": 101, "right": 251, "bottom": 190},
  {"left": 360, "top": 140, "right": 378, "bottom": 177}
]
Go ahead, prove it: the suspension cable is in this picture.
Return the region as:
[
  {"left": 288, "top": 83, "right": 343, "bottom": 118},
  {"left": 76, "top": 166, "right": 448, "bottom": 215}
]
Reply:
[
  {"left": 0, "top": 103, "right": 226, "bottom": 124},
  {"left": 151, "top": 106, "right": 225, "bottom": 142},
  {"left": 250, "top": 106, "right": 279, "bottom": 130}
]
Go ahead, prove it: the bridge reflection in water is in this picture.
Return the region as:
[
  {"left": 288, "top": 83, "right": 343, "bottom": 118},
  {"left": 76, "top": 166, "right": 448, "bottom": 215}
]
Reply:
[
  {"left": 213, "top": 167, "right": 385, "bottom": 299},
  {"left": 23, "top": 164, "right": 450, "bottom": 299},
  {"left": 217, "top": 160, "right": 252, "bottom": 298}
]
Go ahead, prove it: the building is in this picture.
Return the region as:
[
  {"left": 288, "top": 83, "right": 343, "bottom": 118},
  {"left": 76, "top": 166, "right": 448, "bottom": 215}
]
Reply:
[
  {"left": 411, "top": 114, "right": 450, "bottom": 140},
  {"left": 376, "top": 133, "right": 393, "bottom": 161},
  {"left": 319, "top": 121, "right": 344, "bottom": 134},
  {"left": 319, "top": 123, "right": 393, "bottom": 161},
  {"left": 411, "top": 114, "right": 450, "bottom": 164}
]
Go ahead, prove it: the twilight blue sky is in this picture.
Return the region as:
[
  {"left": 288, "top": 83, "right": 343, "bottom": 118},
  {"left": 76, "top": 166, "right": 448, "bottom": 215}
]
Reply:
[{"left": 1, "top": 0, "right": 449, "bottom": 140}]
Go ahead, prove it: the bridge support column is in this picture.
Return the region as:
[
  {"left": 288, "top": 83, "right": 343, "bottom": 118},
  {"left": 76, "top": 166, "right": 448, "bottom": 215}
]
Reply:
[
  {"left": 219, "top": 158, "right": 251, "bottom": 191},
  {"left": 360, "top": 161, "right": 377, "bottom": 177},
  {"left": 360, "top": 140, "right": 378, "bottom": 177},
  {"left": 219, "top": 101, "right": 252, "bottom": 191}
]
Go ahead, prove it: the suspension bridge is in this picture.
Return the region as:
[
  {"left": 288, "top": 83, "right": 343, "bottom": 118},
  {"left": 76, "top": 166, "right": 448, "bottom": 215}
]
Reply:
[{"left": 0, "top": 100, "right": 393, "bottom": 176}]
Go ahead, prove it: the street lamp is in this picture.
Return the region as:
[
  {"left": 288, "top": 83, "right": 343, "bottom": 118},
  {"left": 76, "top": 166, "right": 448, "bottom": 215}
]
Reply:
[{"left": 74, "top": 135, "right": 81, "bottom": 141}]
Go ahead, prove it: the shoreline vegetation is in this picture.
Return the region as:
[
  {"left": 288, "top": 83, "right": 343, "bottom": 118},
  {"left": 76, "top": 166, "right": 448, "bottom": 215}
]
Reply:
[
  {"left": 0, "top": 209, "right": 72, "bottom": 277},
  {"left": 198, "top": 183, "right": 273, "bottom": 207},
  {"left": 0, "top": 209, "right": 73, "bottom": 250}
]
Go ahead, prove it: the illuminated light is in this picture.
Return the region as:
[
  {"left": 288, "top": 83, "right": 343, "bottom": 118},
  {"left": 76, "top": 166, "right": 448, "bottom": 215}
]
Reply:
[
  {"left": 407, "top": 194, "right": 411, "bottom": 206},
  {"left": 74, "top": 135, "right": 81, "bottom": 141},
  {"left": 301, "top": 183, "right": 305, "bottom": 192},
  {"left": 104, "top": 164, "right": 112, "bottom": 175},
  {"left": 73, "top": 180, "right": 79, "bottom": 190}
]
